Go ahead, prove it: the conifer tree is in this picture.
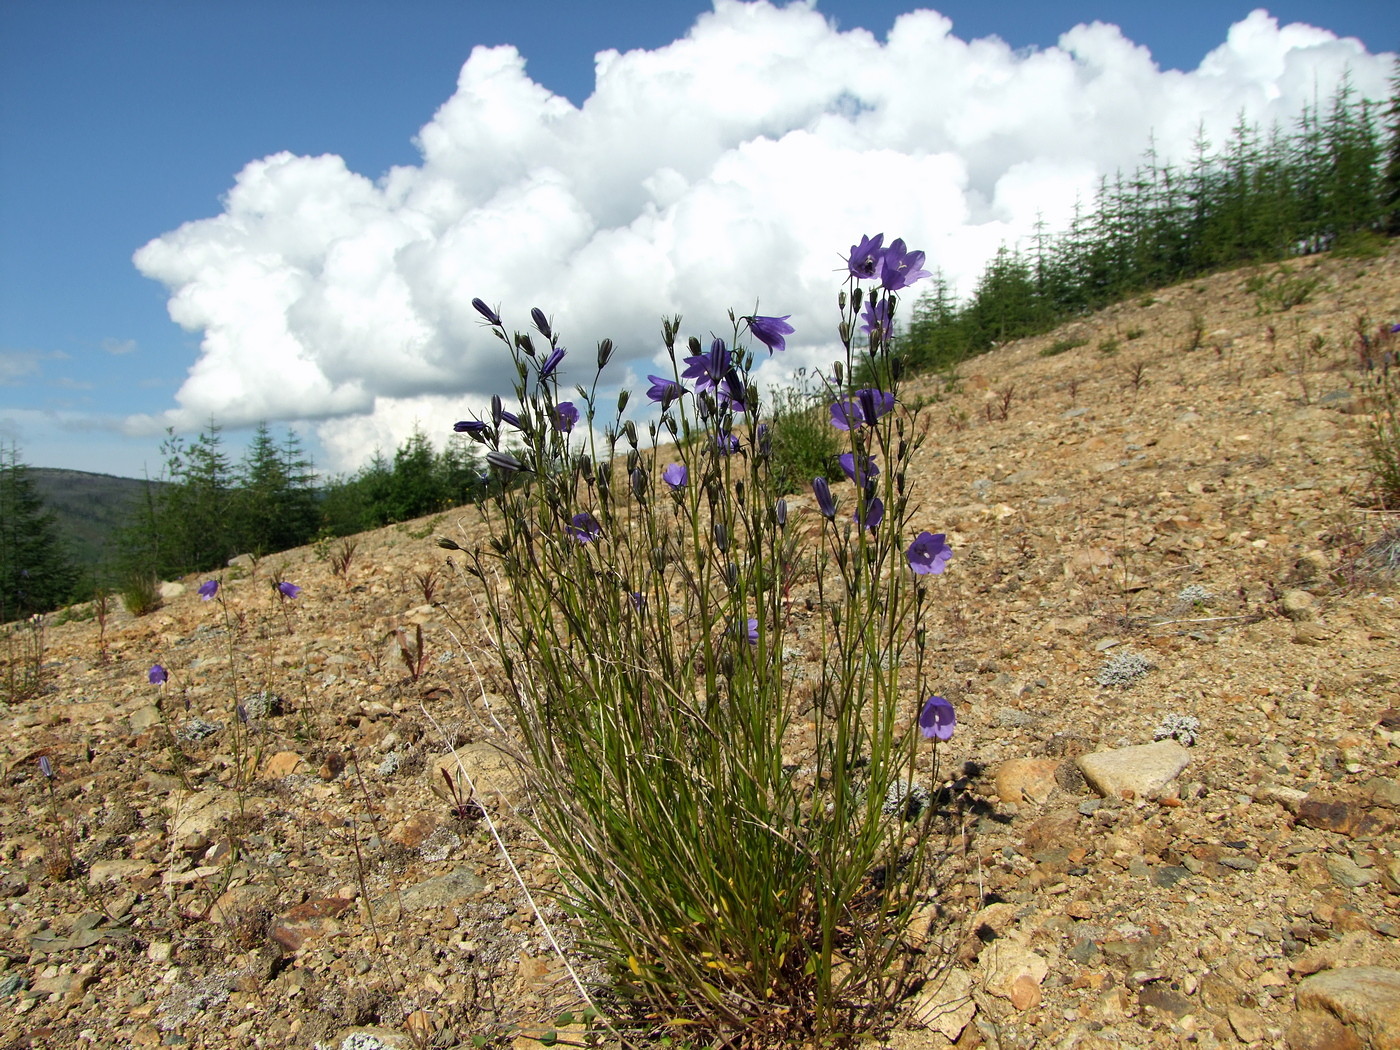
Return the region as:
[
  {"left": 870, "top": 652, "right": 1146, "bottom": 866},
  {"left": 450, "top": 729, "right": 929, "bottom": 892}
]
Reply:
[{"left": 0, "top": 444, "right": 79, "bottom": 620}]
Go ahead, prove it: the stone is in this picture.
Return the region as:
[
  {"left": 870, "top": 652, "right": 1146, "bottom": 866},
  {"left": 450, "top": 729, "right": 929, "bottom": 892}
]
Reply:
[
  {"left": 127, "top": 706, "right": 163, "bottom": 733},
  {"left": 429, "top": 742, "right": 517, "bottom": 805},
  {"left": 87, "top": 860, "right": 154, "bottom": 886},
  {"left": 994, "top": 758, "right": 1060, "bottom": 804},
  {"left": 911, "top": 967, "right": 977, "bottom": 1039},
  {"left": 1139, "top": 982, "right": 1194, "bottom": 1019},
  {"left": 1229, "top": 1004, "right": 1266, "bottom": 1043},
  {"left": 1076, "top": 740, "right": 1190, "bottom": 800},
  {"left": 158, "top": 582, "right": 186, "bottom": 600},
  {"left": 1298, "top": 796, "right": 1393, "bottom": 839},
  {"left": 394, "top": 867, "right": 486, "bottom": 912},
  {"left": 1288, "top": 1010, "right": 1365, "bottom": 1050},
  {"left": 1327, "top": 856, "right": 1379, "bottom": 890},
  {"left": 980, "top": 939, "right": 1048, "bottom": 1009},
  {"left": 261, "top": 751, "right": 304, "bottom": 779},
  {"left": 1296, "top": 967, "right": 1400, "bottom": 1050},
  {"left": 1282, "top": 589, "right": 1320, "bottom": 622},
  {"left": 167, "top": 790, "right": 243, "bottom": 842}
]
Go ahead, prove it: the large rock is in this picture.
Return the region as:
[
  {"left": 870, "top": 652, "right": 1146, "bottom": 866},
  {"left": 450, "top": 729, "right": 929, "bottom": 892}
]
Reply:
[
  {"left": 1076, "top": 740, "right": 1190, "bottom": 800},
  {"left": 1296, "top": 967, "right": 1400, "bottom": 1050}
]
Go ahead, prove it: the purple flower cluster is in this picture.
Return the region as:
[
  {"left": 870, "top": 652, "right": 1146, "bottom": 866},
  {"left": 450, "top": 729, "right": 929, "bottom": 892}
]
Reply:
[{"left": 845, "top": 233, "right": 931, "bottom": 291}]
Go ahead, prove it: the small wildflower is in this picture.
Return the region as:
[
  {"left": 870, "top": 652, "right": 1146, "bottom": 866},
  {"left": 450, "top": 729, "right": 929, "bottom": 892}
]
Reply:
[
  {"left": 471, "top": 298, "right": 502, "bottom": 326},
  {"left": 847, "top": 233, "right": 885, "bottom": 280},
  {"left": 746, "top": 618, "right": 759, "bottom": 645},
  {"left": 830, "top": 389, "right": 894, "bottom": 430},
  {"left": 38, "top": 755, "right": 54, "bottom": 779},
  {"left": 906, "top": 531, "right": 952, "bottom": 575},
  {"left": 855, "top": 496, "right": 884, "bottom": 531},
  {"left": 530, "top": 307, "right": 552, "bottom": 340},
  {"left": 646, "top": 375, "right": 687, "bottom": 408},
  {"left": 629, "top": 591, "right": 646, "bottom": 612},
  {"left": 775, "top": 498, "right": 788, "bottom": 527},
  {"left": 715, "top": 431, "right": 740, "bottom": 454},
  {"left": 839, "top": 453, "right": 878, "bottom": 487},
  {"left": 540, "top": 346, "right": 566, "bottom": 378},
  {"left": 812, "top": 477, "right": 837, "bottom": 519},
  {"left": 553, "top": 402, "right": 579, "bottom": 432},
  {"left": 149, "top": 663, "right": 168, "bottom": 685},
  {"left": 878, "top": 238, "right": 931, "bottom": 291},
  {"left": 681, "top": 339, "right": 730, "bottom": 393},
  {"left": 662, "top": 463, "right": 688, "bottom": 489},
  {"left": 860, "top": 298, "right": 890, "bottom": 341},
  {"left": 454, "top": 419, "right": 491, "bottom": 441},
  {"left": 486, "top": 449, "right": 527, "bottom": 474},
  {"left": 919, "top": 696, "right": 955, "bottom": 740},
  {"left": 566, "top": 512, "right": 602, "bottom": 544},
  {"left": 277, "top": 581, "right": 301, "bottom": 599},
  {"left": 747, "top": 315, "right": 794, "bottom": 355},
  {"left": 198, "top": 580, "right": 218, "bottom": 600}
]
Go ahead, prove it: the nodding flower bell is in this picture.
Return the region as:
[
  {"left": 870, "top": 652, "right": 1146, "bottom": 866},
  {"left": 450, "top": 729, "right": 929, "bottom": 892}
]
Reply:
[{"left": 812, "top": 477, "right": 837, "bottom": 519}]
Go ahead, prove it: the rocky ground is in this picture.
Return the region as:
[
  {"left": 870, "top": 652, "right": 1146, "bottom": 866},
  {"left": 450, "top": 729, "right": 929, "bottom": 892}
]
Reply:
[{"left": 4, "top": 246, "right": 1400, "bottom": 1050}]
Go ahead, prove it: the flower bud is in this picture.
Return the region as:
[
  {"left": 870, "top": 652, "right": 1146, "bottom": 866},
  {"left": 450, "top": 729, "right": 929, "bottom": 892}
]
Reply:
[
  {"left": 530, "top": 307, "right": 552, "bottom": 340},
  {"left": 713, "top": 522, "right": 728, "bottom": 552},
  {"left": 775, "top": 498, "right": 788, "bottom": 527},
  {"left": 515, "top": 333, "right": 536, "bottom": 357},
  {"left": 471, "top": 298, "right": 501, "bottom": 326},
  {"left": 624, "top": 420, "right": 638, "bottom": 448},
  {"left": 833, "top": 361, "right": 844, "bottom": 385},
  {"left": 631, "top": 467, "right": 648, "bottom": 501},
  {"left": 597, "top": 338, "right": 614, "bottom": 369},
  {"left": 437, "top": 537, "right": 463, "bottom": 551},
  {"left": 617, "top": 389, "right": 630, "bottom": 415}
]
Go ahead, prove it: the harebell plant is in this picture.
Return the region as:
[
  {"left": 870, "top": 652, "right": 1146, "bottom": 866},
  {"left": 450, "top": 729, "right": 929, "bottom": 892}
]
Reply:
[{"left": 449, "top": 238, "right": 954, "bottom": 1042}]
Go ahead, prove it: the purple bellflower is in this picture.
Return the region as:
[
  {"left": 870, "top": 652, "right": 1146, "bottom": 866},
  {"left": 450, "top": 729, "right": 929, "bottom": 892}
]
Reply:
[
  {"left": 860, "top": 298, "right": 891, "bottom": 341},
  {"left": 277, "top": 581, "right": 301, "bottom": 599},
  {"left": 906, "top": 531, "right": 952, "bottom": 575},
  {"left": 530, "top": 307, "right": 552, "bottom": 340},
  {"left": 681, "top": 339, "right": 731, "bottom": 393},
  {"left": 454, "top": 419, "right": 491, "bottom": 442},
  {"left": 919, "top": 695, "right": 956, "bottom": 740},
  {"left": 662, "top": 463, "right": 688, "bottom": 489},
  {"left": 877, "top": 238, "right": 932, "bottom": 291},
  {"left": 839, "top": 453, "right": 878, "bottom": 487},
  {"left": 471, "top": 298, "right": 502, "bottom": 326},
  {"left": 198, "top": 580, "right": 219, "bottom": 601},
  {"left": 539, "top": 346, "right": 566, "bottom": 378},
  {"left": 847, "top": 233, "right": 885, "bottom": 280},
  {"left": 830, "top": 388, "right": 894, "bottom": 430},
  {"left": 646, "top": 375, "right": 687, "bottom": 408},
  {"left": 486, "top": 449, "right": 527, "bottom": 474},
  {"left": 149, "top": 664, "right": 168, "bottom": 685},
  {"left": 855, "top": 496, "right": 885, "bottom": 531},
  {"left": 38, "top": 755, "right": 54, "bottom": 779},
  {"left": 747, "top": 315, "right": 794, "bottom": 355},
  {"left": 491, "top": 395, "right": 522, "bottom": 430},
  {"left": 812, "top": 477, "right": 837, "bottom": 519},
  {"left": 715, "top": 430, "right": 740, "bottom": 455},
  {"left": 566, "top": 512, "right": 602, "bottom": 544},
  {"left": 745, "top": 618, "right": 759, "bottom": 645},
  {"left": 553, "top": 402, "right": 579, "bottom": 432}
]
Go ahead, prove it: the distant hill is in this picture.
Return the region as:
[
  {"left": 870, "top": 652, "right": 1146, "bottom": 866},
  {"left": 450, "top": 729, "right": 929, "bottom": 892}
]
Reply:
[{"left": 28, "top": 468, "right": 158, "bottom": 575}]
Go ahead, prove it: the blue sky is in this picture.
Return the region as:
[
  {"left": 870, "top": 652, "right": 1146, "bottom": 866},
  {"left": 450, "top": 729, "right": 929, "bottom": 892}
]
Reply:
[{"left": 1, "top": 1, "right": 1395, "bottom": 478}]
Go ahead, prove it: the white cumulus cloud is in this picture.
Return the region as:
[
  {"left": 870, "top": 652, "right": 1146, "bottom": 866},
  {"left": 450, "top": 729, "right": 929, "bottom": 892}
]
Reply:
[{"left": 132, "top": 1, "right": 1392, "bottom": 471}]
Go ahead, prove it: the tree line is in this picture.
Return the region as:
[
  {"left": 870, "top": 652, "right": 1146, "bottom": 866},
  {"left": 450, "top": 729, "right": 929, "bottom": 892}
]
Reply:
[
  {"left": 894, "top": 68, "right": 1400, "bottom": 374},
  {"left": 0, "top": 425, "right": 485, "bottom": 620}
]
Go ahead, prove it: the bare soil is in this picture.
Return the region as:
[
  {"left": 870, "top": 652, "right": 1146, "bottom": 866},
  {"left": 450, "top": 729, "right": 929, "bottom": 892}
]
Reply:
[{"left": 4, "top": 245, "right": 1400, "bottom": 1049}]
